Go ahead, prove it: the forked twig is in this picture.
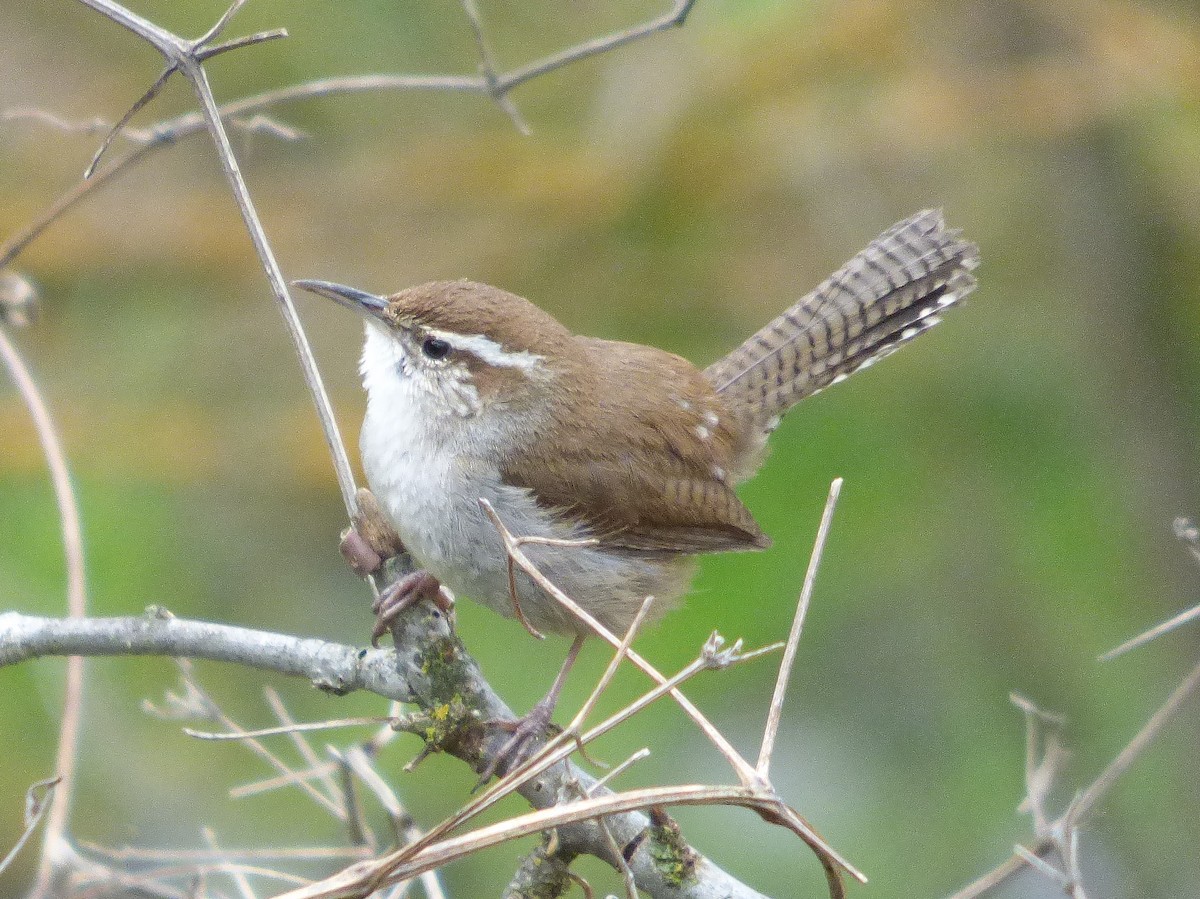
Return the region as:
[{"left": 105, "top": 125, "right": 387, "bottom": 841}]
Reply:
[
  {"left": 150, "top": 662, "right": 346, "bottom": 819},
  {"left": 2, "top": 1, "right": 698, "bottom": 273},
  {"left": 0, "top": 778, "right": 60, "bottom": 877},
  {"left": 474, "top": 495, "right": 864, "bottom": 890},
  {"left": 950, "top": 659, "right": 1200, "bottom": 898}
]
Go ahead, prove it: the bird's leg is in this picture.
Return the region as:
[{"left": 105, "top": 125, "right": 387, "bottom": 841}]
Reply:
[
  {"left": 476, "top": 633, "right": 586, "bottom": 788},
  {"left": 340, "top": 488, "right": 406, "bottom": 576}
]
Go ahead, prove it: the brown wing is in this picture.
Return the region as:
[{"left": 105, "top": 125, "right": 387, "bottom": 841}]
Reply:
[{"left": 500, "top": 338, "right": 770, "bottom": 557}]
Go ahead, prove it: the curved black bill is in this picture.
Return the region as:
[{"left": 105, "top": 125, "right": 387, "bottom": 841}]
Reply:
[{"left": 292, "top": 279, "right": 388, "bottom": 321}]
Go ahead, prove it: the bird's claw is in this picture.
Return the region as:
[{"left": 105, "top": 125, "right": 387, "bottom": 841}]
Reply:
[
  {"left": 370, "top": 570, "right": 450, "bottom": 647},
  {"left": 474, "top": 700, "right": 558, "bottom": 790}
]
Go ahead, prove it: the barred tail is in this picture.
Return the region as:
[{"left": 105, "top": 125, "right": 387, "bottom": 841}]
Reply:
[{"left": 704, "top": 209, "right": 979, "bottom": 430}]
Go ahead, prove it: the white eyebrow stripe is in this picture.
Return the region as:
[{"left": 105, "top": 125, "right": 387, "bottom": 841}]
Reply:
[{"left": 425, "top": 328, "right": 545, "bottom": 371}]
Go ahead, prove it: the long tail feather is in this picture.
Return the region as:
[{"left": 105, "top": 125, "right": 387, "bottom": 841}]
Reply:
[{"left": 704, "top": 209, "right": 979, "bottom": 430}]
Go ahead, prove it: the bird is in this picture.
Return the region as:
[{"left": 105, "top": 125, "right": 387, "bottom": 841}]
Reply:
[{"left": 295, "top": 208, "right": 979, "bottom": 775}]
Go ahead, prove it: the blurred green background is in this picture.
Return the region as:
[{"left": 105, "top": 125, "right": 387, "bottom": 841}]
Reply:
[{"left": 2, "top": 1, "right": 1199, "bottom": 896}]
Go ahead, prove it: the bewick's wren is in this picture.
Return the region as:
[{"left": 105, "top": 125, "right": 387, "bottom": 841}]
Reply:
[{"left": 297, "top": 209, "right": 978, "bottom": 640}]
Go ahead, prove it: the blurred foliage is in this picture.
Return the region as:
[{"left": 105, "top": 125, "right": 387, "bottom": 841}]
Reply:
[{"left": 1, "top": 1, "right": 1199, "bottom": 897}]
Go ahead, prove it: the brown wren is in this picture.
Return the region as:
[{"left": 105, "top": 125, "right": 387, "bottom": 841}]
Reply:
[
  {"left": 296, "top": 209, "right": 977, "bottom": 771},
  {"left": 298, "top": 208, "right": 978, "bottom": 637}
]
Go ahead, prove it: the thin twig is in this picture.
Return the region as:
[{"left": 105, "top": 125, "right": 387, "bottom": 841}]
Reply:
[
  {"left": 84, "top": 65, "right": 175, "bottom": 179},
  {"left": 0, "top": 325, "right": 88, "bottom": 899},
  {"left": 586, "top": 748, "right": 651, "bottom": 796},
  {"left": 566, "top": 594, "right": 655, "bottom": 733},
  {"left": 186, "top": 716, "right": 393, "bottom": 741},
  {"left": 327, "top": 748, "right": 375, "bottom": 851},
  {"left": 80, "top": 844, "right": 370, "bottom": 863},
  {"left": 477, "top": 498, "right": 762, "bottom": 789},
  {"left": 194, "top": 0, "right": 248, "bottom": 49},
  {"left": 201, "top": 827, "right": 257, "bottom": 899},
  {"left": 1101, "top": 518, "right": 1200, "bottom": 660},
  {"left": 492, "top": 0, "right": 698, "bottom": 94},
  {"left": 265, "top": 687, "right": 346, "bottom": 813},
  {"left": 459, "top": 0, "right": 528, "bottom": 133},
  {"left": 0, "top": 778, "right": 60, "bottom": 877},
  {"left": 230, "top": 764, "right": 341, "bottom": 800},
  {"left": 1071, "top": 654, "right": 1200, "bottom": 825},
  {"left": 1100, "top": 601, "right": 1200, "bottom": 661},
  {"left": 3, "top": 1, "right": 699, "bottom": 272},
  {"left": 758, "top": 477, "right": 841, "bottom": 778}
]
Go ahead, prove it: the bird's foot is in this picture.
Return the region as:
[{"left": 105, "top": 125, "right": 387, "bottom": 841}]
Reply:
[
  {"left": 370, "top": 570, "right": 453, "bottom": 647},
  {"left": 473, "top": 634, "right": 586, "bottom": 788},
  {"left": 475, "top": 698, "right": 559, "bottom": 789}
]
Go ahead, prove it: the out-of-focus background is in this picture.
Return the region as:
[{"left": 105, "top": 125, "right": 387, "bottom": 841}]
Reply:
[{"left": 2, "top": 1, "right": 1198, "bottom": 896}]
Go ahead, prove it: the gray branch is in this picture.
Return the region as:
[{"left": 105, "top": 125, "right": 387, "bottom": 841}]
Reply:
[{"left": 0, "top": 601, "right": 771, "bottom": 899}]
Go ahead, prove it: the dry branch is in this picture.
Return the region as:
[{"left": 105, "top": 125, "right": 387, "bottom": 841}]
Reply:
[{"left": 0, "top": 596, "right": 781, "bottom": 898}]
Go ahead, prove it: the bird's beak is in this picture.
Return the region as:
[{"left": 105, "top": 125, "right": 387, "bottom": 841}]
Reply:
[{"left": 292, "top": 279, "right": 389, "bottom": 322}]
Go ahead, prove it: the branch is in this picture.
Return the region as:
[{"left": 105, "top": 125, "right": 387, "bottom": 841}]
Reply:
[
  {"left": 1, "top": 0, "right": 697, "bottom": 273},
  {"left": 949, "top": 652, "right": 1200, "bottom": 898},
  {"left": 0, "top": 604, "right": 778, "bottom": 899},
  {"left": 75, "top": 0, "right": 359, "bottom": 518}
]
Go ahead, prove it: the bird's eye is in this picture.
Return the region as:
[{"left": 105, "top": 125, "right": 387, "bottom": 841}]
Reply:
[{"left": 421, "top": 336, "right": 452, "bottom": 360}]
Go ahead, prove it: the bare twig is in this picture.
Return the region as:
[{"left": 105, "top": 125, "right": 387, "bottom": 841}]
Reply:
[
  {"left": 950, "top": 660, "right": 1200, "bottom": 898},
  {"left": 80, "top": 844, "right": 370, "bottom": 864},
  {"left": 0, "top": 609, "right": 777, "bottom": 898},
  {"left": 491, "top": 0, "right": 698, "bottom": 95},
  {"left": 460, "top": 0, "right": 528, "bottom": 134},
  {"left": 477, "top": 498, "right": 764, "bottom": 789},
  {"left": 265, "top": 687, "right": 346, "bottom": 811},
  {"left": 201, "top": 827, "right": 258, "bottom": 899},
  {"left": 2, "top": 108, "right": 113, "bottom": 135},
  {"left": 1101, "top": 601, "right": 1200, "bottom": 661},
  {"left": 0, "top": 778, "right": 60, "bottom": 877},
  {"left": 1071, "top": 655, "right": 1200, "bottom": 825},
  {"left": 83, "top": 65, "right": 175, "bottom": 179},
  {"left": 0, "top": 325, "right": 88, "bottom": 899},
  {"left": 185, "top": 716, "right": 393, "bottom": 741},
  {"left": 758, "top": 477, "right": 841, "bottom": 778},
  {"left": 327, "top": 748, "right": 376, "bottom": 851},
  {"left": 2, "top": 1, "right": 698, "bottom": 273},
  {"left": 1101, "top": 517, "right": 1200, "bottom": 660}
]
